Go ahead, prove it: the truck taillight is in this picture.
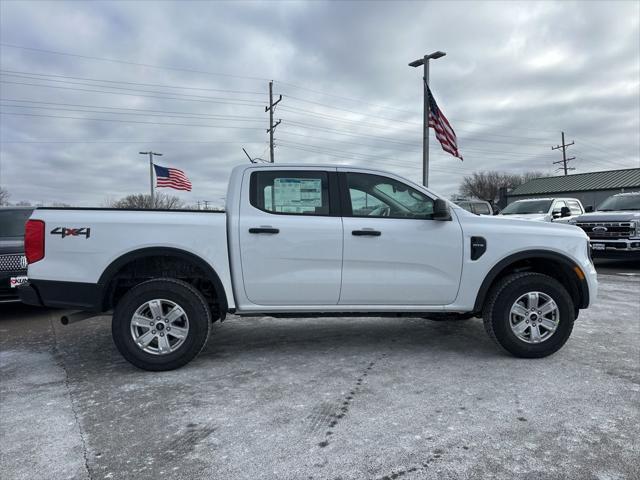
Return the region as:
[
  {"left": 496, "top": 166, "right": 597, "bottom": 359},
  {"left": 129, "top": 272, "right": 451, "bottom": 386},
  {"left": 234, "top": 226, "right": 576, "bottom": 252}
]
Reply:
[{"left": 25, "top": 219, "right": 45, "bottom": 264}]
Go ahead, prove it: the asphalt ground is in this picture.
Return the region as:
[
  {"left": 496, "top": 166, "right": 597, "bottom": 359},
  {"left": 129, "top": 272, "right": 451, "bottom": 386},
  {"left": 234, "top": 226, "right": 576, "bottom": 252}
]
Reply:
[{"left": 1, "top": 263, "right": 638, "bottom": 480}]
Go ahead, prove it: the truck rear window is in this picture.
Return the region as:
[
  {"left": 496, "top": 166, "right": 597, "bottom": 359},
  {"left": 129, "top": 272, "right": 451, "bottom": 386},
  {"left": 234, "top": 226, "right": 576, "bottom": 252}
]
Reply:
[
  {"left": 0, "top": 209, "right": 33, "bottom": 238},
  {"left": 250, "top": 171, "right": 330, "bottom": 216}
]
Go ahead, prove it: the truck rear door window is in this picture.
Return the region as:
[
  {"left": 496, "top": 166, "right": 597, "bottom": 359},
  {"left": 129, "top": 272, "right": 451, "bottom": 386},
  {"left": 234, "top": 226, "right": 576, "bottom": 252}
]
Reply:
[{"left": 250, "top": 171, "right": 330, "bottom": 216}]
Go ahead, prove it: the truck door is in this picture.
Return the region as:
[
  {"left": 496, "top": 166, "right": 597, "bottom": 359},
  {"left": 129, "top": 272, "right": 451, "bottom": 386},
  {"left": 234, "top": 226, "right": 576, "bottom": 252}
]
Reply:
[
  {"left": 338, "top": 170, "right": 463, "bottom": 306},
  {"left": 238, "top": 168, "right": 343, "bottom": 305}
]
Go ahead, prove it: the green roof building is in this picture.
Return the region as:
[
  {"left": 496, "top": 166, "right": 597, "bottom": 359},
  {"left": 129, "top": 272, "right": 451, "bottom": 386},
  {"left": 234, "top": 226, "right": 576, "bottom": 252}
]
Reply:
[{"left": 505, "top": 168, "right": 640, "bottom": 210}]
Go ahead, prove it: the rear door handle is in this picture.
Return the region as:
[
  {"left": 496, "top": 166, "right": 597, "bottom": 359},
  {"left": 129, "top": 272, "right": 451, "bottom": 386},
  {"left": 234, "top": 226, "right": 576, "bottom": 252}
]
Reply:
[
  {"left": 352, "top": 229, "right": 381, "bottom": 237},
  {"left": 249, "top": 227, "right": 279, "bottom": 234}
]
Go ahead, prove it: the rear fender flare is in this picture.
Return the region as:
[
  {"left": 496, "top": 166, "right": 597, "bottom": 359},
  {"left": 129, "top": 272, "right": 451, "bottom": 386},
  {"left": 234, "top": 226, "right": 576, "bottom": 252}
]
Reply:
[{"left": 98, "top": 247, "right": 228, "bottom": 314}]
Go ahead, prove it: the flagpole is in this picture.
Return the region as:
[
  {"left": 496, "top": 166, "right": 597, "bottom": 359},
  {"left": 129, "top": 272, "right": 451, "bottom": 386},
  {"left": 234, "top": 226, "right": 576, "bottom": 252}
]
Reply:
[
  {"left": 423, "top": 55, "right": 429, "bottom": 188},
  {"left": 149, "top": 152, "right": 154, "bottom": 205},
  {"left": 139, "top": 151, "right": 163, "bottom": 207},
  {"left": 409, "top": 51, "right": 446, "bottom": 188}
]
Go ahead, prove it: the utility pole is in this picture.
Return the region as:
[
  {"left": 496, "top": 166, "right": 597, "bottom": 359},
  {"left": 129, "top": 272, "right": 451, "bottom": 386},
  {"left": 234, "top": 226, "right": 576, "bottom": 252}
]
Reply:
[
  {"left": 409, "top": 51, "right": 446, "bottom": 187},
  {"left": 139, "top": 151, "right": 162, "bottom": 207},
  {"left": 265, "top": 80, "right": 282, "bottom": 163},
  {"left": 551, "top": 132, "right": 575, "bottom": 175}
]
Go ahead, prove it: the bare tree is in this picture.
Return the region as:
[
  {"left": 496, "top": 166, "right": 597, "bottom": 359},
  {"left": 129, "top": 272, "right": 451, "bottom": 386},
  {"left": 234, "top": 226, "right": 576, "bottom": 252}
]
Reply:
[
  {"left": 0, "top": 187, "right": 9, "bottom": 206},
  {"left": 459, "top": 171, "right": 546, "bottom": 205},
  {"left": 108, "top": 192, "right": 185, "bottom": 209}
]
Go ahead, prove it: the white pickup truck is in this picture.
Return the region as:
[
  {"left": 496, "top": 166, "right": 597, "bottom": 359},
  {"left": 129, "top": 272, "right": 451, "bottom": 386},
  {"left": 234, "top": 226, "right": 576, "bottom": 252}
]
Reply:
[{"left": 19, "top": 164, "right": 597, "bottom": 370}]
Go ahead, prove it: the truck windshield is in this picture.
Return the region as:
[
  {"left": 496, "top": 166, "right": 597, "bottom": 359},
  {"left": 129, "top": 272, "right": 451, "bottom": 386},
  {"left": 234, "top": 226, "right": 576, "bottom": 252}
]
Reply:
[
  {"left": 0, "top": 209, "right": 33, "bottom": 238},
  {"left": 597, "top": 194, "right": 640, "bottom": 211},
  {"left": 501, "top": 200, "right": 552, "bottom": 215}
]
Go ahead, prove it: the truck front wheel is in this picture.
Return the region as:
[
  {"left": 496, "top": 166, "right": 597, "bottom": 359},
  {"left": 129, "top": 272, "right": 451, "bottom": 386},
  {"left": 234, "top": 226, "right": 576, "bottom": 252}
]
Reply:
[
  {"left": 112, "top": 278, "right": 211, "bottom": 371},
  {"left": 482, "top": 272, "right": 575, "bottom": 358}
]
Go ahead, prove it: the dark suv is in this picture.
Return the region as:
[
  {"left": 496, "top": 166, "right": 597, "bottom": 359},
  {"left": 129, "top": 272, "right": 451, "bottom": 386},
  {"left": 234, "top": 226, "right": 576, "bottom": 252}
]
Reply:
[
  {"left": 570, "top": 191, "right": 640, "bottom": 259},
  {"left": 0, "top": 207, "right": 33, "bottom": 302}
]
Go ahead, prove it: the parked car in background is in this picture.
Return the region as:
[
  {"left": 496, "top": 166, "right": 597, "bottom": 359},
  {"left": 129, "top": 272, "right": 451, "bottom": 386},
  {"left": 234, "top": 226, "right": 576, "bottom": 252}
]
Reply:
[
  {"left": 0, "top": 207, "right": 33, "bottom": 302},
  {"left": 499, "top": 198, "right": 584, "bottom": 223},
  {"left": 454, "top": 199, "right": 493, "bottom": 215},
  {"left": 570, "top": 191, "right": 640, "bottom": 259}
]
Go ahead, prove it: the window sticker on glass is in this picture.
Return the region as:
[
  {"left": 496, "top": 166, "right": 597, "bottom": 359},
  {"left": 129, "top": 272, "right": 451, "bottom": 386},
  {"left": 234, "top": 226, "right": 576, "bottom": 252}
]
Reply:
[{"left": 273, "top": 178, "right": 323, "bottom": 213}]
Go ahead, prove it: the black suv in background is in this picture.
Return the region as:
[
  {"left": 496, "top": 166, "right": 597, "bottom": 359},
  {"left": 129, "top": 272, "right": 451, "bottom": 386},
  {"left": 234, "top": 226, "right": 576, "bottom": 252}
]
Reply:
[
  {"left": 0, "top": 207, "right": 33, "bottom": 302},
  {"left": 570, "top": 191, "right": 640, "bottom": 260}
]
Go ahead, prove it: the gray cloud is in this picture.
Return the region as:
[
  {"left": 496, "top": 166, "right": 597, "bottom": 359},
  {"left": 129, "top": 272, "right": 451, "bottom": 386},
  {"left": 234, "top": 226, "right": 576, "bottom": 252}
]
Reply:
[{"left": 0, "top": 0, "right": 638, "bottom": 207}]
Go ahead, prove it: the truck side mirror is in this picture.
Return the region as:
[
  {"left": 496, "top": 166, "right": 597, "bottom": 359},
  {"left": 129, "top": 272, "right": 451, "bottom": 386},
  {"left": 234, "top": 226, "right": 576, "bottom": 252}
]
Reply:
[
  {"left": 552, "top": 209, "right": 561, "bottom": 219},
  {"left": 560, "top": 206, "right": 571, "bottom": 217},
  {"left": 585, "top": 205, "right": 594, "bottom": 212},
  {"left": 433, "top": 199, "right": 452, "bottom": 221}
]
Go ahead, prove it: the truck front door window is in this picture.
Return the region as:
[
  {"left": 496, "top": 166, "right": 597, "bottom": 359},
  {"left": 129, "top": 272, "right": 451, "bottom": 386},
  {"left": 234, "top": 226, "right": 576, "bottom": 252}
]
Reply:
[{"left": 345, "top": 173, "right": 434, "bottom": 219}]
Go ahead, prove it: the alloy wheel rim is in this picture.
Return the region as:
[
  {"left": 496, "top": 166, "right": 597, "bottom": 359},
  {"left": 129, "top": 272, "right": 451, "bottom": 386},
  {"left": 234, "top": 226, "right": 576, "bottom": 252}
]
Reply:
[
  {"left": 130, "top": 299, "right": 189, "bottom": 355},
  {"left": 509, "top": 291, "right": 559, "bottom": 344}
]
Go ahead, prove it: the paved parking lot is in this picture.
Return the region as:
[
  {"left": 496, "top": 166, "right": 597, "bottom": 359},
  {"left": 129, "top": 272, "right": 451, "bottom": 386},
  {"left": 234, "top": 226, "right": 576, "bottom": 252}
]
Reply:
[{"left": 1, "top": 265, "right": 639, "bottom": 480}]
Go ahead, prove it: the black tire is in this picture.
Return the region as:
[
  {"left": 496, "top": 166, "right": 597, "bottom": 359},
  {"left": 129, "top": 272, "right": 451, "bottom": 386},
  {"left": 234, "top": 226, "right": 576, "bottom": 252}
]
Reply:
[
  {"left": 483, "top": 272, "right": 575, "bottom": 358},
  {"left": 112, "top": 278, "right": 211, "bottom": 371}
]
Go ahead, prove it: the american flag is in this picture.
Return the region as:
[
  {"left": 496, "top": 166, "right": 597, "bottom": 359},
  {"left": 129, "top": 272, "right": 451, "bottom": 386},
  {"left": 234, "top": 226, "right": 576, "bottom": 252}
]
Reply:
[
  {"left": 425, "top": 81, "right": 463, "bottom": 161},
  {"left": 153, "top": 164, "right": 192, "bottom": 191}
]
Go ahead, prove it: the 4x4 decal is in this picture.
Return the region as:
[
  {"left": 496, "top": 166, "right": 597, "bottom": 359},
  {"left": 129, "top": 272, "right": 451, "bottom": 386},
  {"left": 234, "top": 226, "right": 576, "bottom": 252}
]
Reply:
[{"left": 50, "top": 227, "right": 91, "bottom": 239}]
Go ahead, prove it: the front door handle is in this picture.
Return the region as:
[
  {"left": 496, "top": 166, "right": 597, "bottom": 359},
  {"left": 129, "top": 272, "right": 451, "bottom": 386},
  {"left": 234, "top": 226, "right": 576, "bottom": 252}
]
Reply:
[
  {"left": 352, "top": 229, "right": 381, "bottom": 237},
  {"left": 249, "top": 227, "right": 279, "bottom": 234}
]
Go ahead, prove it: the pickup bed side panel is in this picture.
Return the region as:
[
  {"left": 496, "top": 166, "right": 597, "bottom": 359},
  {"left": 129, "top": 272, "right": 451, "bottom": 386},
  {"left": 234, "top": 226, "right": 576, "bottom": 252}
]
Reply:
[{"left": 26, "top": 209, "right": 235, "bottom": 309}]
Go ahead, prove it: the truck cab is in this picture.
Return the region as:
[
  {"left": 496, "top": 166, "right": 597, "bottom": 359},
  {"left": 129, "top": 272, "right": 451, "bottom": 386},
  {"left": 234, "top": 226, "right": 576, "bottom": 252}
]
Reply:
[{"left": 499, "top": 197, "right": 584, "bottom": 223}]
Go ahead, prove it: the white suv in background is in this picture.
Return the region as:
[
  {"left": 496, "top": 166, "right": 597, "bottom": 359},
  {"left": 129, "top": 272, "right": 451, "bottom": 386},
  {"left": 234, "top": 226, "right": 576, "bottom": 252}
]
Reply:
[{"left": 499, "top": 198, "right": 584, "bottom": 223}]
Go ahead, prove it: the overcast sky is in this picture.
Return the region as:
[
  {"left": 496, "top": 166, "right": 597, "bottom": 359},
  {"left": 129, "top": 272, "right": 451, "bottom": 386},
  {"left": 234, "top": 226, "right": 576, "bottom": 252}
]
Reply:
[{"left": 0, "top": 0, "right": 638, "bottom": 207}]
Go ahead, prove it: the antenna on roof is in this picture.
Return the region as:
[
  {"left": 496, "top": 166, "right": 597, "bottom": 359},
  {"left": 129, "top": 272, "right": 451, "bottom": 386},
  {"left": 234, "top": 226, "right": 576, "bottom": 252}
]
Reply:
[{"left": 242, "top": 148, "right": 268, "bottom": 164}]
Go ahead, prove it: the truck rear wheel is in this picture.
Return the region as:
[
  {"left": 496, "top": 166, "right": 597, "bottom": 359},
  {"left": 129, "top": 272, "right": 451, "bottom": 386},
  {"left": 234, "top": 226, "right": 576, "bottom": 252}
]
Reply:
[
  {"left": 112, "top": 278, "right": 211, "bottom": 371},
  {"left": 483, "top": 272, "right": 575, "bottom": 358}
]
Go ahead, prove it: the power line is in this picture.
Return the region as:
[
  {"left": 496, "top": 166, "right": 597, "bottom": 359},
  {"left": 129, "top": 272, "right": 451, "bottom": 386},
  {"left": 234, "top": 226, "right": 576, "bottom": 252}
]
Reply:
[
  {"left": 0, "top": 69, "right": 265, "bottom": 95},
  {"left": 575, "top": 137, "right": 639, "bottom": 160},
  {"left": 0, "top": 76, "right": 265, "bottom": 105},
  {"left": 277, "top": 143, "right": 464, "bottom": 175},
  {"left": 0, "top": 80, "right": 264, "bottom": 107},
  {"left": 2, "top": 70, "right": 559, "bottom": 144},
  {"left": 0, "top": 43, "right": 587, "bottom": 138},
  {"left": 0, "top": 98, "right": 264, "bottom": 121},
  {"left": 276, "top": 84, "right": 560, "bottom": 134},
  {"left": 278, "top": 132, "right": 554, "bottom": 160},
  {"left": 282, "top": 118, "right": 553, "bottom": 152},
  {"left": 281, "top": 104, "right": 554, "bottom": 142},
  {"left": 0, "top": 140, "right": 264, "bottom": 144},
  {"left": 0, "top": 43, "right": 270, "bottom": 82},
  {"left": 0, "top": 102, "right": 265, "bottom": 123},
  {"left": 0, "top": 111, "right": 266, "bottom": 130},
  {"left": 282, "top": 118, "right": 420, "bottom": 146}
]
